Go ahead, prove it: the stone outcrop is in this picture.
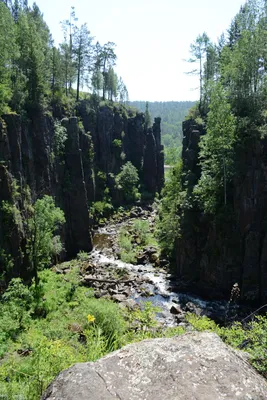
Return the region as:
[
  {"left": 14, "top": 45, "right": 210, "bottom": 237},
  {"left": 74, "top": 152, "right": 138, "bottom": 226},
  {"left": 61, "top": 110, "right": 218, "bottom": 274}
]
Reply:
[
  {"left": 79, "top": 103, "right": 164, "bottom": 199},
  {"left": 176, "top": 119, "right": 267, "bottom": 304},
  {"left": 41, "top": 332, "right": 267, "bottom": 400},
  {"left": 0, "top": 103, "right": 163, "bottom": 282}
]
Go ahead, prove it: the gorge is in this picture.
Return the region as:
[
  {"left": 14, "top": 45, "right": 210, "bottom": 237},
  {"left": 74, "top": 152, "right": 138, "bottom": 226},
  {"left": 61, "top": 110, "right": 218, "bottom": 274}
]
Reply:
[{"left": 0, "top": 0, "right": 267, "bottom": 398}]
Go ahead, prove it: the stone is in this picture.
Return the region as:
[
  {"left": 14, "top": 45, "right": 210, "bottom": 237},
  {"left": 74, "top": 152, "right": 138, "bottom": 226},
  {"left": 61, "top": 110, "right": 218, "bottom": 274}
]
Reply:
[
  {"left": 41, "top": 332, "right": 267, "bottom": 400},
  {"left": 176, "top": 119, "right": 267, "bottom": 304},
  {"left": 121, "top": 298, "right": 139, "bottom": 310},
  {"left": 184, "top": 301, "right": 202, "bottom": 315},
  {"left": 159, "top": 258, "right": 169, "bottom": 267},
  {"left": 170, "top": 304, "right": 183, "bottom": 315},
  {"left": 111, "top": 294, "right": 127, "bottom": 303},
  {"left": 0, "top": 103, "right": 163, "bottom": 286},
  {"left": 136, "top": 254, "right": 146, "bottom": 264},
  {"left": 149, "top": 253, "right": 159, "bottom": 263}
]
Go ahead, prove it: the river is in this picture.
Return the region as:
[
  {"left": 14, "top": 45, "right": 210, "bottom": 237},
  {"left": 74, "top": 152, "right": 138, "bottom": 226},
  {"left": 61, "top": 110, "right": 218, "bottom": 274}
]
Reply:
[{"left": 82, "top": 207, "right": 239, "bottom": 328}]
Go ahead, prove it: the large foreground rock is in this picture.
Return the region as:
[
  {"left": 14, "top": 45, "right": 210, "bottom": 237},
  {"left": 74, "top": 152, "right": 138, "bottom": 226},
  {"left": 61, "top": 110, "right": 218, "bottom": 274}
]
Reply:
[{"left": 42, "top": 332, "right": 267, "bottom": 400}]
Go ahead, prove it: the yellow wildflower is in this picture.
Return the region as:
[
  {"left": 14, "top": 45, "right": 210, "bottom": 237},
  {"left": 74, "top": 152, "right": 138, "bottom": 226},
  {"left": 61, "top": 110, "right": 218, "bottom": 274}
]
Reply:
[{"left": 87, "top": 314, "right": 95, "bottom": 323}]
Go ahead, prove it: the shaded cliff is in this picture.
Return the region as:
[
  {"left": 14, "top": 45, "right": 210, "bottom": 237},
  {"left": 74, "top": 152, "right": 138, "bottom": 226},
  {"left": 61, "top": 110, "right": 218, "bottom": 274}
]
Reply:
[
  {"left": 0, "top": 102, "right": 163, "bottom": 284},
  {"left": 176, "top": 119, "right": 267, "bottom": 304}
]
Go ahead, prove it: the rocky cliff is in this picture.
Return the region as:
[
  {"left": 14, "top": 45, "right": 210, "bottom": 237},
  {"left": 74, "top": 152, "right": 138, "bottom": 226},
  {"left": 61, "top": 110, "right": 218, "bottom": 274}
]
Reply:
[
  {"left": 176, "top": 119, "right": 267, "bottom": 304},
  {"left": 0, "top": 103, "right": 163, "bottom": 284}
]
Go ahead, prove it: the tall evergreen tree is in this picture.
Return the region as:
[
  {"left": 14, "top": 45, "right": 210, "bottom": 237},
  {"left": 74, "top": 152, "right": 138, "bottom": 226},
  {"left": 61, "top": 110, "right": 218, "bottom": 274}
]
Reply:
[
  {"left": 0, "top": 2, "right": 17, "bottom": 113},
  {"left": 94, "top": 41, "right": 117, "bottom": 100},
  {"left": 72, "top": 23, "right": 94, "bottom": 101}
]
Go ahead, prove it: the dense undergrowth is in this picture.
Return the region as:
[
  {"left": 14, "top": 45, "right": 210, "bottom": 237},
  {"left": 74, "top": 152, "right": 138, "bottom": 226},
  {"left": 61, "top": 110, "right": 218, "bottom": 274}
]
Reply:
[
  {"left": 0, "top": 265, "right": 181, "bottom": 399},
  {"left": 0, "top": 261, "right": 266, "bottom": 399}
]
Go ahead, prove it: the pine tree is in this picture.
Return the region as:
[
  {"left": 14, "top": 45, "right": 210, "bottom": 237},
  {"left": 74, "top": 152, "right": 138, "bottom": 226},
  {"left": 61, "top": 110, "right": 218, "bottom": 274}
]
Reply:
[
  {"left": 72, "top": 23, "right": 94, "bottom": 101},
  {"left": 0, "top": 2, "right": 17, "bottom": 113}
]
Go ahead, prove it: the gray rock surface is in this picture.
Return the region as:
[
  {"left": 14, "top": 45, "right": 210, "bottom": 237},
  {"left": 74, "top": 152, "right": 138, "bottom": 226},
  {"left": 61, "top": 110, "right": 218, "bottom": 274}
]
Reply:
[
  {"left": 41, "top": 332, "right": 267, "bottom": 400},
  {"left": 177, "top": 118, "right": 267, "bottom": 304}
]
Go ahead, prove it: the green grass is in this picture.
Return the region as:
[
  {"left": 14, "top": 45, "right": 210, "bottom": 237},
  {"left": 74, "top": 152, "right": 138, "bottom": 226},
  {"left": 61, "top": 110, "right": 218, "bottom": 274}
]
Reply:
[
  {"left": 0, "top": 268, "right": 184, "bottom": 400},
  {"left": 0, "top": 267, "right": 266, "bottom": 399},
  {"left": 0, "top": 269, "right": 126, "bottom": 399}
]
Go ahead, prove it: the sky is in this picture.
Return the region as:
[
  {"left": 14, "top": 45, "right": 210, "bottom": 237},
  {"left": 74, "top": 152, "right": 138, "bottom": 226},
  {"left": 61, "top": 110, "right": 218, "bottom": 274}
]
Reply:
[{"left": 29, "top": 0, "right": 246, "bottom": 102}]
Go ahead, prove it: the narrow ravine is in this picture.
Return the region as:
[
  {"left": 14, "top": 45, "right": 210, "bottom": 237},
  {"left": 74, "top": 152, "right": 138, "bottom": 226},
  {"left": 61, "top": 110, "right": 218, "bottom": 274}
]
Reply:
[{"left": 82, "top": 207, "right": 238, "bottom": 327}]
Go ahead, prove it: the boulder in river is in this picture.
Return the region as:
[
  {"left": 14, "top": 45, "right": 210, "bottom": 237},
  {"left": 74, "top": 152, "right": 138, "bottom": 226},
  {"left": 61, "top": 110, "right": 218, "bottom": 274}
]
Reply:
[{"left": 41, "top": 332, "right": 267, "bottom": 400}]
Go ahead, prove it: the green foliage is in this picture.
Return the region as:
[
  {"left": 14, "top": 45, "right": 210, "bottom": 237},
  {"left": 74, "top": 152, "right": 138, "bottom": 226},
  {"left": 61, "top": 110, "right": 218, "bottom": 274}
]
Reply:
[
  {"left": 0, "top": 263, "right": 188, "bottom": 398},
  {"left": 0, "top": 3, "right": 17, "bottom": 114},
  {"left": 156, "top": 161, "right": 183, "bottom": 256},
  {"left": 0, "top": 2, "right": 125, "bottom": 115},
  {"left": 118, "top": 219, "right": 157, "bottom": 263},
  {"left": 118, "top": 228, "right": 136, "bottom": 263},
  {"left": 26, "top": 196, "right": 65, "bottom": 282},
  {"left": 164, "top": 145, "right": 182, "bottom": 165},
  {"left": 0, "top": 278, "right": 33, "bottom": 357},
  {"left": 0, "top": 249, "right": 14, "bottom": 282},
  {"left": 112, "top": 138, "right": 122, "bottom": 148},
  {"left": 54, "top": 120, "right": 67, "bottom": 157},
  {"left": 185, "top": 313, "right": 219, "bottom": 332},
  {"left": 0, "top": 269, "right": 126, "bottom": 399},
  {"left": 115, "top": 161, "right": 140, "bottom": 203},
  {"left": 132, "top": 219, "right": 151, "bottom": 246},
  {"left": 90, "top": 200, "right": 114, "bottom": 223},
  {"left": 130, "top": 101, "right": 195, "bottom": 165},
  {"left": 185, "top": 103, "right": 203, "bottom": 125},
  {"left": 193, "top": 83, "right": 236, "bottom": 214},
  {"left": 1, "top": 200, "right": 23, "bottom": 232}
]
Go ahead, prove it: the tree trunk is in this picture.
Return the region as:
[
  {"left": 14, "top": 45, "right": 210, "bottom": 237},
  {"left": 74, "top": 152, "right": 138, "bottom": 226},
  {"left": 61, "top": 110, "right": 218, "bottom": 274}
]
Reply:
[{"left": 76, "top": 50, "right": 81, "bottom": 101}]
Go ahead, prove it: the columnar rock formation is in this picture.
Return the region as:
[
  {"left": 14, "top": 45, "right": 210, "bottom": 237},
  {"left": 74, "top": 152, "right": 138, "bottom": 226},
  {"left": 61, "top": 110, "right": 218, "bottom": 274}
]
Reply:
[
  {"left": 176, "top": 119, "right": 267, "bottom": 304},
  {"left": 0, "top": 103, "right": 163, "bottom": 282}
]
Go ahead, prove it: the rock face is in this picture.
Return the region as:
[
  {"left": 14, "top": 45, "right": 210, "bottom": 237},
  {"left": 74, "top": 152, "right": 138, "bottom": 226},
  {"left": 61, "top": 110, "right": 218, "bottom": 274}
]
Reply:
[
  {"left": 41, "top": 332, "right": 267, "bottom": 400},
  {"left": 0, "top": 103, "right": 163, "bottom": 283},
  {"left": 176, "top": 119, "right": 267, "bottom": 304}
]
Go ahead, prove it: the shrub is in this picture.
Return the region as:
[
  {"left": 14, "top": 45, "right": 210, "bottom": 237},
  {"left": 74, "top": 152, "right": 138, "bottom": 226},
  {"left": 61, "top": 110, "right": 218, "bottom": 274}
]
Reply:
[
  {"left": 26, "top": 195, "right": 65, "bottom": 285},
  {"left": 90, "top": 200, "right": 113, "bottom": 222},
  {"left": 115, "top": 161, "right": 140, "bottom": 203},
  {"left": 156, "top": 160, "right": 183, "bottom": 257},
  {"left": 132, "top": 220, "right": 151, "bottom": 246},
  {"left": 54, "top": 120, "right": 67, "bottom": 157},
  {"left": 112, "top": 139, "right": 122, "bottom": 148}
]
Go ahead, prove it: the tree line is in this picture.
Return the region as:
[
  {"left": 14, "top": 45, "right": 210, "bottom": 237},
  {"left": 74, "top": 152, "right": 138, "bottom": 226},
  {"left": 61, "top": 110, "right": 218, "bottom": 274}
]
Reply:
[
  {"left": 187, "top": 0, "right": 267, "bottom": 213},
  {"left": 0, "top": 0, "right": 129, "bottom": 115},
  {"left": 130, "top": 101, "right": 195, "bottom": 164},
  {"left": 158, "top": 0, "right": 267, "bottom": 256}
]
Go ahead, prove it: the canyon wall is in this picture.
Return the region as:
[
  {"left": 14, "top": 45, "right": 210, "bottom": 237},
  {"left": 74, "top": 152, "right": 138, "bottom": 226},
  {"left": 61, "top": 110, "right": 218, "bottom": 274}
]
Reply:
[
  {"left": 0, "top": 102, "right": 163, "bottom": 283},
  {"left": 176, "top": 119, "right": 267, "bottom": 304}
]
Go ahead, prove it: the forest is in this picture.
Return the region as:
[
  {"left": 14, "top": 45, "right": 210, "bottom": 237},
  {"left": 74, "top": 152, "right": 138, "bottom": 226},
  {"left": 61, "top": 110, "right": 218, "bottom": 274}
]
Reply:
[
  {"left": 0, "top": 0, "right": 128, "bottom": 117},
  {"left": 130, "top": 101, "right": 195, "bottom": 164},
  {"left": 159, "top": 0, "right": 267, "bottom": 254},
  {"left": 0, "top": 0, "right": 267, "bottom": 398}
]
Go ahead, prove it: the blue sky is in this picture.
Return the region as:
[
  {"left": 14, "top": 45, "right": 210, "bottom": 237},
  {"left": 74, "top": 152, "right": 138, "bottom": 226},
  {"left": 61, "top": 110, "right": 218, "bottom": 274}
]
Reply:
[{"left": 29, "top": 0, "right": 246, "bottom": 101}]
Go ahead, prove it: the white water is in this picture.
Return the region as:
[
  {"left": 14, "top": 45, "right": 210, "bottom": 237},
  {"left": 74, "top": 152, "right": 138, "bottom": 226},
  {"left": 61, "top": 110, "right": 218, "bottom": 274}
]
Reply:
[{"left": 90, "top": 228, "right": 228, "bottom": 326}]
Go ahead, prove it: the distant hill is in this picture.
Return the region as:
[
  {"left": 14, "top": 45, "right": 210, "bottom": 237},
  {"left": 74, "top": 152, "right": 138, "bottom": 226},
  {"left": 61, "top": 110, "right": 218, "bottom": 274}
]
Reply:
[{"left": 129, "top": 101, "right": 196, "bottom": 164}]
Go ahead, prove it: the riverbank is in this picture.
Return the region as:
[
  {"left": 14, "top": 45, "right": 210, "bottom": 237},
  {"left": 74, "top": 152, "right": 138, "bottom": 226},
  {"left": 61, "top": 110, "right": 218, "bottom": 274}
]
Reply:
[{"left": 0, "top": 206, "right": 266, "bottom": 399}]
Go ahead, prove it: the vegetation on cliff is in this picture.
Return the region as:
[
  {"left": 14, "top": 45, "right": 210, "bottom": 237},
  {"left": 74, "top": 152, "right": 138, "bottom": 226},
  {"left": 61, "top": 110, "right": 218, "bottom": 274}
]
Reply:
[
  {"left": 0, "top": 1, "right": 128, "bottom": 117},
  {"left": 130, "top": 101, "right": 195, "bottom": 164},
  {"left": 158, "top": 0, "right": 267, "bottom": 271},
  {"left": 0, "top": 1, "right": 164, "bottom": 288}
]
